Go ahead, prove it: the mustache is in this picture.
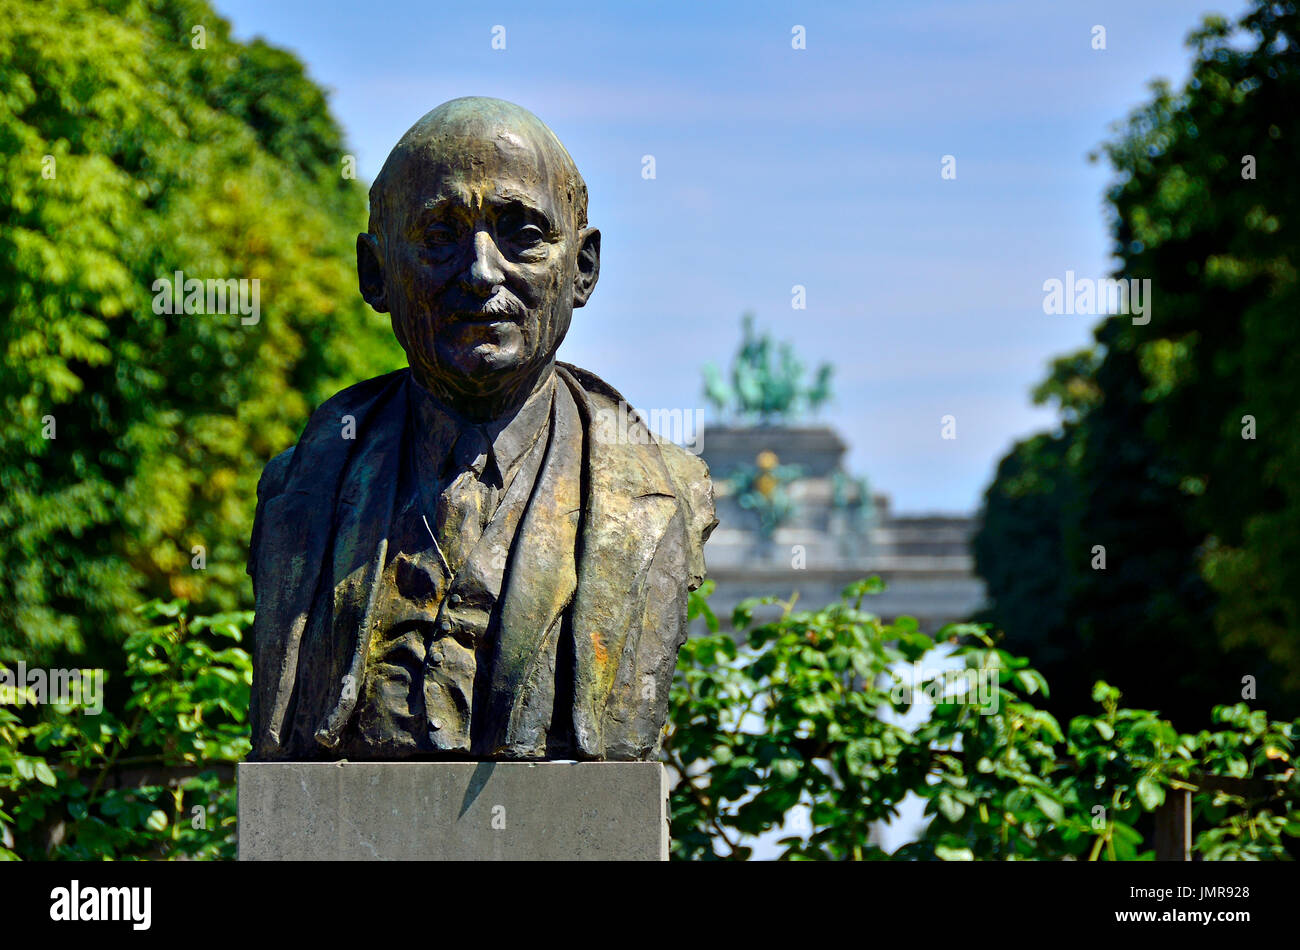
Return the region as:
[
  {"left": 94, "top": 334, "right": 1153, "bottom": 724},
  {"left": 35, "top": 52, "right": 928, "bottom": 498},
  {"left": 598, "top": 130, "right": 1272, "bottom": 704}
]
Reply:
[{"left": 449, "top": 290, "right": 527, "bottom": 320}]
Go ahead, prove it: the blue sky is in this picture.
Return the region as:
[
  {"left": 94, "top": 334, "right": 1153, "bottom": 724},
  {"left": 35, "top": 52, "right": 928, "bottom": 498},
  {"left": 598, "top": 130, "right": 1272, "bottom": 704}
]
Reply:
[{"left": 215, "top": 0, "right": 1248, "bottom": 512}]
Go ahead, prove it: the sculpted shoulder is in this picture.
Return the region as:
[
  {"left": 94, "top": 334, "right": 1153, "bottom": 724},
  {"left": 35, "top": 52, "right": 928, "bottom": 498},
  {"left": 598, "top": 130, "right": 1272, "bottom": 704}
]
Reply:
[
  {"left": 255, "top": 368, "right": 408, "bottom": 502},
  {"left": 256, "top": 446, "right": 295, "bottom": 502},
  {"left": 657, "top": 440, "right": 718, "bottom": 590},
  {"left": 558, "top": 362, "right": 718, "bottom": 589},
  {"left": 249, "top": 368, "right": 407, "bottom": 578},
  {"left": 303, "top": 367, "right": 409, "bottom": 435}
]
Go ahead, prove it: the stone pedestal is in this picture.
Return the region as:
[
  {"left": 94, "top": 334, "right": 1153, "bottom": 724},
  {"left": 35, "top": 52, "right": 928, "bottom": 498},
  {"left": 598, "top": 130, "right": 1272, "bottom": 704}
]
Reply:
[{"left": 236, "top": 761, "right": 668, "bottom": 861}]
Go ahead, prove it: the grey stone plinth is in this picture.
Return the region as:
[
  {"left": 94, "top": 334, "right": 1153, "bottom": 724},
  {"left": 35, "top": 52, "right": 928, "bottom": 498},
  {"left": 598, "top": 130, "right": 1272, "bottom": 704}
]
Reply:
[{"left": 237, "top": 761, "right": 668, "bottom": 861}]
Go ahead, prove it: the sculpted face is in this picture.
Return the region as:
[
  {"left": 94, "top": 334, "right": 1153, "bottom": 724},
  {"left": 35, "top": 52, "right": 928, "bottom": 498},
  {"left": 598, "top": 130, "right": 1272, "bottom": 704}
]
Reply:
[{"left": 359, "top": 98, "right": 600, "bottom": 420}]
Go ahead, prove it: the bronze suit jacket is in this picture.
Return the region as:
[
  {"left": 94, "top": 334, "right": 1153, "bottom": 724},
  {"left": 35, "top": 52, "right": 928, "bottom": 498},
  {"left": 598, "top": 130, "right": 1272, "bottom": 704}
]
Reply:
[{"left": 246, "top": 363, "right": 715, "bottom": 761}]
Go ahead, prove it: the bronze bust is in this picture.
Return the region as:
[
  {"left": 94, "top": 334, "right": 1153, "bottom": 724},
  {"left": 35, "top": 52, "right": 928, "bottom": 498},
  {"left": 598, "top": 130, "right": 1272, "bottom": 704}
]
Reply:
[{"left": 246, "top": 97, "right": 715, "bottom": 762}]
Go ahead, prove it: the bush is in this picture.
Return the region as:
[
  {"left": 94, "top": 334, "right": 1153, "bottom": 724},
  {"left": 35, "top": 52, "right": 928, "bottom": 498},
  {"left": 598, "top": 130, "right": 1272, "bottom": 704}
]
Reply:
[
  {"left": 0, "top": 600, "right": 249, "bottom": 860},
  {"left": 668, "top": 579, "right": 1300, "bottom": 860},
  {"left": 3, "top": 580, "right": 1295, "bottom": 860}
]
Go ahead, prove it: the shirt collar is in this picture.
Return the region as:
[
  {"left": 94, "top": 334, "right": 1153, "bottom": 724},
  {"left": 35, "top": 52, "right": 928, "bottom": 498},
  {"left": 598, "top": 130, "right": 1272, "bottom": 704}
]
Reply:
[{"left": 408, "top": 368, "right": 555, "bottom": 485}]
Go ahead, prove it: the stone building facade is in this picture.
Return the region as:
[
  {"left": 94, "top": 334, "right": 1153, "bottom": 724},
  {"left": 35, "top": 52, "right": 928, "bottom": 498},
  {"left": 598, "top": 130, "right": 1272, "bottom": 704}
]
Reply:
[{"left": 697, "top": 425, "right": 985, "bottom": 633}]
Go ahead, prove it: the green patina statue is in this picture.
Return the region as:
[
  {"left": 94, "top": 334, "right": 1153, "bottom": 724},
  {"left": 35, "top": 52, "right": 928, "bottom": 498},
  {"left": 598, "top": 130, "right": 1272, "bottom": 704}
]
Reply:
[
  {"left": 247, "top": 98, "right": 716, "bottom": 762},
  {"left": 702, "top": 313, "right": 833, "bottom": 425}
]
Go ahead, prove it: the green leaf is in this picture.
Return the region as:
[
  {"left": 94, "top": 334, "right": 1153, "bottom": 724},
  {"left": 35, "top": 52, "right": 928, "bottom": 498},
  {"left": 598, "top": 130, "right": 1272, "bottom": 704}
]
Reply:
[
  {"left": 1136, "top": 775, "right": 1165, "bottom": 811},
  {"left": 843, "top": 576, "right": 885, "bottom": 598},
  {"left": 33, "top": 761, "right": 57, "bottom": 787},
  {"left": 936, "top": 793, "right": 966, "bottom": 823},
  {"left": 772, "top": 758, "right": 801, "bottom": 781},
  {"left": 935, "top": 844, "right": 974, "bottom": 861},
  {"left": 1031, "top": 790, "right": 1064, "bottom": 824}
]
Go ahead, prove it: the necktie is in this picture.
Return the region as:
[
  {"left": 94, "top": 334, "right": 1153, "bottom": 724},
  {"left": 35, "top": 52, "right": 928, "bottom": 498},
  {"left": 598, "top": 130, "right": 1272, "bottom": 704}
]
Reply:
[{"left": 435, "top": 427, "right": 500, "bottom": 576}]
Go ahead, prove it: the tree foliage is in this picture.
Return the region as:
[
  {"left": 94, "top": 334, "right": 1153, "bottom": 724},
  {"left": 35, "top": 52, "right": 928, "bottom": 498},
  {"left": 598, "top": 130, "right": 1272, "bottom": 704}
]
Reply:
[
  {"left": 1, "top": 600, "right": 249, "bottom": 860},
  {"left": 974, "top": 0, "right": 1300, "bottom": 725},
  {"left": 0, "top": 0, "right": 403, "bottom": 669},
  {"left": 669, "top": 580, "right": 1299, "bottom": 860}
]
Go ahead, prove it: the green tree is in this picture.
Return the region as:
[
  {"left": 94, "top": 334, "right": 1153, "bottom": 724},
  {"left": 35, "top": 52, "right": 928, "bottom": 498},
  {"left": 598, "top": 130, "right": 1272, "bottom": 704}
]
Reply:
[
  {"left": 1096, "top": 4, "right": 1300, "bottom": 695},
  {"left": 974, "top": 0, "right": 1300, "bottom": 725},
  {"left": 0, "top": 0, "right": 404, "bottom": 671},
  {"left": 972, "top": 430, "right": 1073, "bottom": 675}
]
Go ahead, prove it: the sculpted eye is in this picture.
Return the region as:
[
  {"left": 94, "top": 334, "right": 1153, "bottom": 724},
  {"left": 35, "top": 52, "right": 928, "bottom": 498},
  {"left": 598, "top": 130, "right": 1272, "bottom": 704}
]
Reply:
[
  {"left": 496, "top": 206, "right": 551, "bottom": 253},
  {"left": 424, "top": 223, "right": 459, "bottom": 246},
  {"left": 508, "top": 224, "right": 547, "bottom": 247}
]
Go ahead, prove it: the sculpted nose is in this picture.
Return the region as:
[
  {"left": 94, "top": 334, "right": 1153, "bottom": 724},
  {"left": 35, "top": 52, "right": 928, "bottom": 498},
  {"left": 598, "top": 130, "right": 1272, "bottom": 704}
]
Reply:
[{"left": 465, "top": 230, "right": 506, "bottom": 296}]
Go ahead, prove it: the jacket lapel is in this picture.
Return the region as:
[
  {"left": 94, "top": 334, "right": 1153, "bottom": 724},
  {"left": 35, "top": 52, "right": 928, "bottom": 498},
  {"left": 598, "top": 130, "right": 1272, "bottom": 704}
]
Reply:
[
  {"left": 557, "top": 367, "right": 680, "bottom": 757},
  {"left": 486, "top": 378, "right": 583, "bottom": 753}
]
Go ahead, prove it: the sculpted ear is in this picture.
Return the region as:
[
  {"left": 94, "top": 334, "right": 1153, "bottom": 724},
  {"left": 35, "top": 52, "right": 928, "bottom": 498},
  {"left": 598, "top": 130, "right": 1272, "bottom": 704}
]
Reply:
[
  {"left": 572, "top": 227, "right": 600, "bottom": 308},
  {"left": 357, "top": 232, "right": 388, "bottom": 313}
]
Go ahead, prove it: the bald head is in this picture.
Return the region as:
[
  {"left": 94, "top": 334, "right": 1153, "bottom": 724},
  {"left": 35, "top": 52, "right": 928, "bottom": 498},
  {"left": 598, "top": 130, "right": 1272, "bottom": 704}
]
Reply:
[
  {"left": 368, "top": 97, "right": 587, "bottom": 242},
  {"left": 357, "top": 97, "right": 601, "bottom": 421}
]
